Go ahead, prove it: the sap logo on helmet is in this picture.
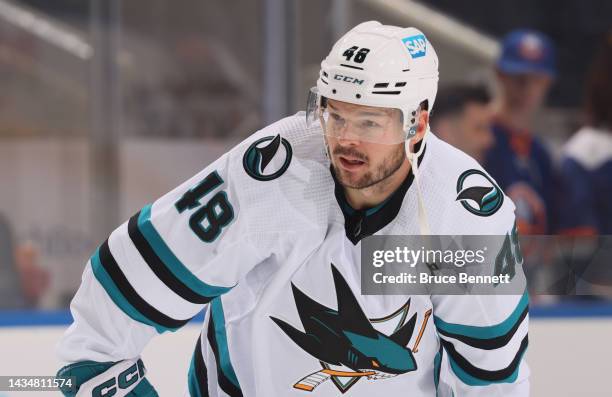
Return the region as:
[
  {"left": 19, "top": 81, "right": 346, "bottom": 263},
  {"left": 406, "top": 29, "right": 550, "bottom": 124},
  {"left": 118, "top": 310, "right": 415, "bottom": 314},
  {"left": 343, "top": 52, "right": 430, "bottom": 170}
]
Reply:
[
  {"left": 402, "top": 34, "right": 427, "bottom": 58},
  {"left": 333, "top": 74, "right": 365, "bottom": 85}
]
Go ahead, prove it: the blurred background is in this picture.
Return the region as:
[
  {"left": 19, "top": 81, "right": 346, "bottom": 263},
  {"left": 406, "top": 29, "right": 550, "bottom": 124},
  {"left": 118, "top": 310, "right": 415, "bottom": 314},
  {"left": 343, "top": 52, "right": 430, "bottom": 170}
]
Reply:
[
  {"left": 1, "top": 0, "right": 611, "bottom": 309},
  {"left": 0, "top": 0, "right": 611, "bottom": 395}
]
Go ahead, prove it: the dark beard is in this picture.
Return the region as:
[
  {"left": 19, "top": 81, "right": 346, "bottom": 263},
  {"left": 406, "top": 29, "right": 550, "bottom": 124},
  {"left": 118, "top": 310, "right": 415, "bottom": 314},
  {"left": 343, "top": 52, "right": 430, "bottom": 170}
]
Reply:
[{"left": 332, "top": 144, "right": 405, "bottom": 189}]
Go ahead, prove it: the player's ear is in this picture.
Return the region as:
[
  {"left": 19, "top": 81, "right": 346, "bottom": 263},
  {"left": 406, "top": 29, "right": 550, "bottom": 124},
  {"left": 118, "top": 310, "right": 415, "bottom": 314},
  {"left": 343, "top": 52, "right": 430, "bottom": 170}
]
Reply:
[
  {"left": 408, "top": 110, "right": 428, "bottom": 154},
  {"left": 414, "top": 109, "right": 429, "bottom": 143}
]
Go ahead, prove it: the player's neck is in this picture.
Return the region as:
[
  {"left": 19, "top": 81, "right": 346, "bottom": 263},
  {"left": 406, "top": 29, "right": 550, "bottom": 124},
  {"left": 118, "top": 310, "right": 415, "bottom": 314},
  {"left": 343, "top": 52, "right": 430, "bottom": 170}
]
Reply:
[{"left": 344, "top": 159, "right": 411, "bottom": 210}]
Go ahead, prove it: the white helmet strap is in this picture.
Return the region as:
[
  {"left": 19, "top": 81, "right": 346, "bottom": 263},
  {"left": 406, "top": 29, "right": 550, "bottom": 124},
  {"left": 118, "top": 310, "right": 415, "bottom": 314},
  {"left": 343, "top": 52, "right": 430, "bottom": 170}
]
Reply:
[{"left": 406, "top": 129, "right": 431, "bottom": 236}]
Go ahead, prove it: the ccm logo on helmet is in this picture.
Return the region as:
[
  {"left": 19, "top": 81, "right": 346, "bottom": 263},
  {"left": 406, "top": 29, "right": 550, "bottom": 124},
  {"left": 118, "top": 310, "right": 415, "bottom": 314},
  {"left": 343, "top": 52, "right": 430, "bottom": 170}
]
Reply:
[
  {"left": 333, "top": 74, "right": 365, "bottom": 85},
  {"left": 402, "top": 34, "right": 427, "bottom": 58}
]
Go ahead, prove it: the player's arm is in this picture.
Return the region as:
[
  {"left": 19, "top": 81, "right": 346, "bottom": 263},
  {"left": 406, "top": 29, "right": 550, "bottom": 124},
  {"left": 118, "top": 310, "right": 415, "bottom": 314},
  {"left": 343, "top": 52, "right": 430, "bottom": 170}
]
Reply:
[
  {"left": 431, "top": 222, "right": 530, "bottom": 396},
  {"left": 56, "top": 150, "right": 266, "bottom": 396}
]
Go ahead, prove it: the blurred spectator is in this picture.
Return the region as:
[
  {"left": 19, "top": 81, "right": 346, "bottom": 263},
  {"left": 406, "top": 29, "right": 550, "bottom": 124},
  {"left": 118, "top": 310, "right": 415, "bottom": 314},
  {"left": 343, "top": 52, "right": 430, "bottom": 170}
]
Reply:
[
  {"left": 484, "top": 29, "right": 558, "bottom": 234},
  {"left": 15, "top": 241, "right": 49, "bottom": 306},
  {"left": 431, "top": 84, "right": 494, "bottom": 163},
  {"left": 559, "top": 31, "right": 612, "bottom": 235},
  {"left": 0, "top": 213, "right": 49, "bottom": 308}
]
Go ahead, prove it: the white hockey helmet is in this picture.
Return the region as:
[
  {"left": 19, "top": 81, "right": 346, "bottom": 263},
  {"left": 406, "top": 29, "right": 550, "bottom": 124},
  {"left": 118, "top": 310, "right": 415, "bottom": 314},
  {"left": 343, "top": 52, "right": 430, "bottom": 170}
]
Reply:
[{"left": 307, "top": 21, "right": 439, "bottom": 146}]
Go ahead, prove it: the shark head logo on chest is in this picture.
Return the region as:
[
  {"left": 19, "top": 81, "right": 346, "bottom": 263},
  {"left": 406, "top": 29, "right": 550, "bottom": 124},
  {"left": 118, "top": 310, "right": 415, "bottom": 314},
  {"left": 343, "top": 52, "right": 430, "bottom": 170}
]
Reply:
[{"left": 270, "top": 264, "right": 432, "bottom": 393}]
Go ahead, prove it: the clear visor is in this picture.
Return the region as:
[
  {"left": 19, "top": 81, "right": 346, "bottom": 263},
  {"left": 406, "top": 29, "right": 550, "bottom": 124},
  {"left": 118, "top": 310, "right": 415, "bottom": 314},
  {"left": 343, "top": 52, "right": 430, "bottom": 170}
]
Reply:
[{"left": 306, "top": 87, "right": 408, "bottom": 144}]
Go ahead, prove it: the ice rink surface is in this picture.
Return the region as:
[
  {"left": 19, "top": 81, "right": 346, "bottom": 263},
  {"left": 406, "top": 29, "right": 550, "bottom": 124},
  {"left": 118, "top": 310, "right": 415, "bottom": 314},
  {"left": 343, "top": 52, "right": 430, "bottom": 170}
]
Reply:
[{"left": 0, "top": 313, "right": 611, "bottom": 396}]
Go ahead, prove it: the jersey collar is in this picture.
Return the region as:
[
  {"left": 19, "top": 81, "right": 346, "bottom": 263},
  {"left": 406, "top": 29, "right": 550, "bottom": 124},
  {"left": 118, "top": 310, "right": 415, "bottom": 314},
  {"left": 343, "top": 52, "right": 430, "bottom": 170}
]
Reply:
[{"left": 331, "top": 145, "right": 426, "bottom": 245}]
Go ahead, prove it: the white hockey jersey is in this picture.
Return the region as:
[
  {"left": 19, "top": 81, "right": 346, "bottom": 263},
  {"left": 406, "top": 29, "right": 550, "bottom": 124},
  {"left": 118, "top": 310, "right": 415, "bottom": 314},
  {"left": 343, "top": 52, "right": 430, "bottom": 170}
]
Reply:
[{"left": 57, "top": 113, "right": 529, "bottom": 396}]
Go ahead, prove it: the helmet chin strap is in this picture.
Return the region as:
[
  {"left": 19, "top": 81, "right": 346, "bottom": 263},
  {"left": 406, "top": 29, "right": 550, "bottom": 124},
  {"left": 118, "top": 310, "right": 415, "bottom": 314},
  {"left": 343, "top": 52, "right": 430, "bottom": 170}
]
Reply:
[{"left": 405, "top": 128, "right": 431, "bottom": 236}]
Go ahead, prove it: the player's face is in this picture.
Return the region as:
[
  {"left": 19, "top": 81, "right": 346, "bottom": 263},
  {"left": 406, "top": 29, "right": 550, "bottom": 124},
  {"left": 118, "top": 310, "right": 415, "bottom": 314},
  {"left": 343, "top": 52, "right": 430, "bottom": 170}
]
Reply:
[
  {"left": 324, "top": 99, "right": 407, "bottom": 189},
  {"left": 497, "top": 71, "right": 552, "bottom": 113}
]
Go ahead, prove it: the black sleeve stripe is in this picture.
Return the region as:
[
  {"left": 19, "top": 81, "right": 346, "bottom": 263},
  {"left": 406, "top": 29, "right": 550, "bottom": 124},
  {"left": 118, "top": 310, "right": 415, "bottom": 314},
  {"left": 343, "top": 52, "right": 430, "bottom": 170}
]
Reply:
[
  {"left": 437, "top": 306, "right": 528, "bottom": 350},
  {"left": 127, "top": 212, "right": 213, "bottom": 304},
  {"left": 99, "top": 239, "right": 191, "bottom": 329},
  {"left": 207, "top": 314, "right": 243, "bottom": 397},
  {"left": 194, "top": 335, "right": 210, "bottom": 397},
  {"left": 442, "top": 335, "right": 528, "bottom": 382}
]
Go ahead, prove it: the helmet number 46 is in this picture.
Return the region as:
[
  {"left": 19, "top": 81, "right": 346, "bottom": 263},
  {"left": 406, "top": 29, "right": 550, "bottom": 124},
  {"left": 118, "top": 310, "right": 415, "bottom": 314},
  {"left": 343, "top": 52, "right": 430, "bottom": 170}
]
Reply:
[{"left": 342, "top": 46, "right": 370, "bottom": 63}]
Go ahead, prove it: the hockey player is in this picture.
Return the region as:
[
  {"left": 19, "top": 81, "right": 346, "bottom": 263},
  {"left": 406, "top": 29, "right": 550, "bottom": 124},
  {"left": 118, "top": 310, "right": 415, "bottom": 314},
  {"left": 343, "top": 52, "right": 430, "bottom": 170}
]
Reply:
[{"left": 56, "top": 22, "right": 529, "bottom": 396}]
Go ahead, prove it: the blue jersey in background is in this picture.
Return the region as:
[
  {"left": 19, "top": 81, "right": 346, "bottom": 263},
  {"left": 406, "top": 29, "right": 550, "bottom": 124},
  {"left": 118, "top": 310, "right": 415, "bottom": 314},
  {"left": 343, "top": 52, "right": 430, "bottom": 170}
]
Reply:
[
  {"left": 559, "top": 127, "right": 612, "bottom": 235},
  {"left": 484, "top": 121, "right": 558, "bottom": 234}
]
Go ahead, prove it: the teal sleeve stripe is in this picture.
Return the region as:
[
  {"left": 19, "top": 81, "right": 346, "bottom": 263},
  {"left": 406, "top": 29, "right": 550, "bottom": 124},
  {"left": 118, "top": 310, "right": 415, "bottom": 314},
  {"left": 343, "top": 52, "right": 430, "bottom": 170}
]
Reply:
[
  {"left": 446, "top": 347, "right": 525, "bottom": 386},
  {"left": 211, "top": 298, "right": 241, "bottom": 388},
  {"left": 138, "top": 204, "right": 232, "bottom": 297},
  {"left": 188, "top": 356, "right": 202, "bottom": 397},
  {"left": 90, "top": 249, "right": 172, "bottom": 334},
  {"left": 433, "top": 290, "right": 529, "bottom": 340},
  {"left": 433, "top": 349, "right": 442, "bottom": 396}
]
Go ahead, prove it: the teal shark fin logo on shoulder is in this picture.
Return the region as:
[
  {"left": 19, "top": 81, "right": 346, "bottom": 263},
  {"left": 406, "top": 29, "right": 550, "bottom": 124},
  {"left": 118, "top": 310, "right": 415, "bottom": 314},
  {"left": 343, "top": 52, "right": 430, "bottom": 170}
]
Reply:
[
  {"left": 456, "top": 169, "right": 504, "bottom": 216},
  {"left": 243, "top": 134, "right": 292, "bottom": 181}
]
